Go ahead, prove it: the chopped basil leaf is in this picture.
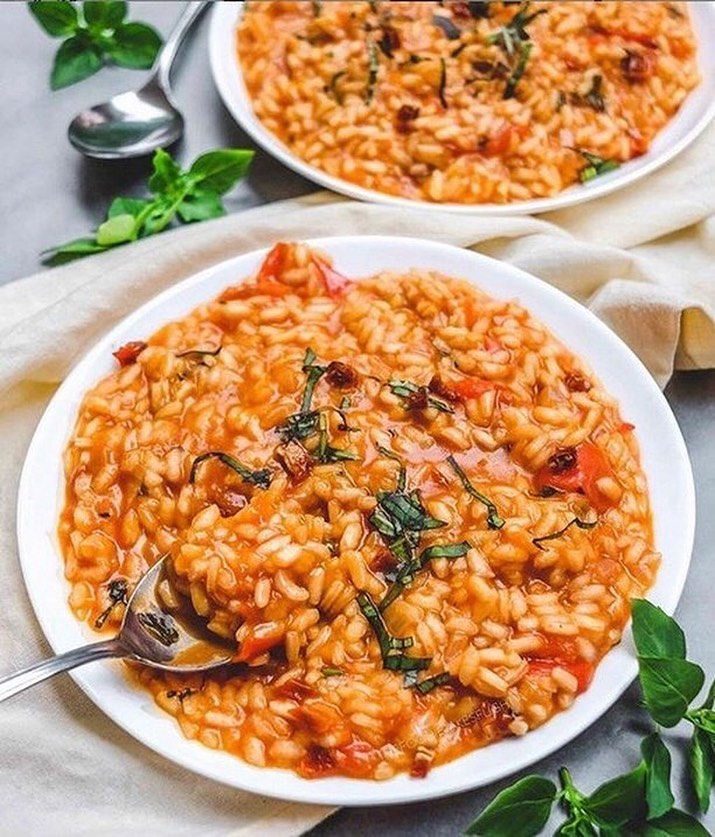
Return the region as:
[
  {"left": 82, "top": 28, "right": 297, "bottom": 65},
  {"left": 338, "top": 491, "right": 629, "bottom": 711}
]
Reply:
[
  {"left": 503, "top": 41, "right": 532, "bottom": 99},
  {"left": 413, "top": 672, "right": 453, "bottom": 695},
  {"left": 388, "top": 379, "right": 454, "bottom": 413},
  {"left": 357, "top": 591, "right": 430, "bottom": 673},
  {"left": 447, "top": 455, "right": 504, "bottom": 529},
  {"left": 574, "top": 149, "right": 620, "bottom": 182},
  {"left": 366, "top": 38, "right": 379, "bottom": 103},
  {"left": 433, "top": 15, "right": 461, "bottom": 41},
  {"left": 189, "top": 451, "right": 272, "bottom": 490},
  {"left": 532, "top": 515, "right": 597, "bottom": 550},
  {"left": 321, "top": 666, "right": 344, "bottom": 677}
]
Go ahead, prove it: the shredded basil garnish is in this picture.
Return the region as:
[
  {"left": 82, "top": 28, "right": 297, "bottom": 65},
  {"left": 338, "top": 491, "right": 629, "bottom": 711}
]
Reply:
[
  {"left": 137, "top": 611, "right": 180, "bottom": 646},
  {"left": 321, "top": 666, "right": 344, "bottom": 677},
  {"left": 376, "top": 443, "right": 407, "bottom": 491},
  {"left": 189, "top": 451, "right": 272, "bottom": 490},
  {"left": 575, "top": 149, "right": 620, "bottom": 182},
  {"left": 503, "top": 41, "right": 532, "bottom": 99},
  {"left": 583, "top": 74, "right": 606, "bottom": 112},
  {"left": 388, "top": 380, "right": 454, "bottom": 413},
  {"left": 446, "top": 454, "right": 505, "bottom": 529},
  {"left": 438, "top": 57, "right": 448, "bottom": 108},
  {"left": 380, "top": 541, "right": 470, "bottom": 611},
  {"left": 315, "top": 412, "right": 358, "bottom": 464},
  {"left": 433, "top": 15, "right": 461, "bottom": 41},
  {"left": 366, "top": 38, "right": 379, "bottom": 103},
  {"left": 95, "top": 578, "right": 129, "bottom": 628},
  {"left": 357, "top": 591, "right": 431, "bottom": 673},
  {"left": 413, "top": 672, "right": 453, "bottom": 695},
  {"left": 532, "top": 516, "right": 598, "bottom": 550},
  {"left": 328, "top": 70, "right": 347, "bottom": 105},
  {"left": 300, "top": 348, "right": 327, "bottom": 413},
  {"left": 487, "top": 1, "right": 546, "bottom": 56}
]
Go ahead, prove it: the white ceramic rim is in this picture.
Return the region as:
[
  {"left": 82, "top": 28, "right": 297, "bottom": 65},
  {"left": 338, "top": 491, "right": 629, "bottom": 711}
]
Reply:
[
  {"left": 17, "top": 236, "right": 695, "bottom": 806},
  {"left": 208, "top": 1, "right": 715, "bottom": 216}
]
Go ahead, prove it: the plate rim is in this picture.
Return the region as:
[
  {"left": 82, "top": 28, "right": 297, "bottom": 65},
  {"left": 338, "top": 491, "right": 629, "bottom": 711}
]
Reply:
[
  {"left": 209, "top": 1, "right": 715, "bottom": 216},
  {"left": 16, "top": 235, "right": 696, "bottom": 806}
]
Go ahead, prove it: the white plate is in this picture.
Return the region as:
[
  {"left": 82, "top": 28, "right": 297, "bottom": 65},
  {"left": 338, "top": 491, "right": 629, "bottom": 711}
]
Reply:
[
  {"left": 209, "top": 2, "right": 715, "bottom": 215},
  {"left": 17, "top": 237, "right": 695, "bottom": 805}
]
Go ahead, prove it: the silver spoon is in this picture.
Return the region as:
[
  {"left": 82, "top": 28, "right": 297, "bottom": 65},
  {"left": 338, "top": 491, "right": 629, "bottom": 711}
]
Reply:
[
  {"left": 68, "top": 1, "right": 209, "bottom": 160},
  {"left": 0, "top": 555, "right": 233, "bottom": 703}
]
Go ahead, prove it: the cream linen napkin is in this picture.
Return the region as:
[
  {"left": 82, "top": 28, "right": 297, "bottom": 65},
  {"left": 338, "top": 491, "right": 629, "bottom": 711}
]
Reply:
[{"left": 1, "top": 120, "right": 715, "bottom": 836}]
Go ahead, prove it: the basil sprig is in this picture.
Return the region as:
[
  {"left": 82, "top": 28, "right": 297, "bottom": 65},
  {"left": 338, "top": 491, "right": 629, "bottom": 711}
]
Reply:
[
  {"left": 28, "top": 1, "right": 162, "bottom": 89},
  {"left": 575, "top": 149, "right": 620, "bottom": 183},
  {"left": 464, "top": 600, "right": 715, "bottom": 834},
  {"left": 45, "top": 147, "right": 254, "bottom": 265}
]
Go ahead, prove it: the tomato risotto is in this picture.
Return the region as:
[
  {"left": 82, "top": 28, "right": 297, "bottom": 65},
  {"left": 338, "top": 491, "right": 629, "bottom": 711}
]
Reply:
[
  {"left": 59, "top": 243, "right": 657, "bottom": 779},
  {"left": 236, "top": 1, "right": 698, "bottom": 204}
]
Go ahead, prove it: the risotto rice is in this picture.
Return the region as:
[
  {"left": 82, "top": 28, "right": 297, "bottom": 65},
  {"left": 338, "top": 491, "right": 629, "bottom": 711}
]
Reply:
[
  {"left": 236, "top": 1, "right": 699, "bottom": 204},
  {"left": 59, "top": 242, "right": 658, "bottom": 779}
]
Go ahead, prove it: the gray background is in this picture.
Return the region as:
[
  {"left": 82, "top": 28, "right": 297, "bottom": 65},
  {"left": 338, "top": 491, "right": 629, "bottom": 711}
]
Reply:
[{"left": 1, "top": 3, "right": 713, "bottom": 834}]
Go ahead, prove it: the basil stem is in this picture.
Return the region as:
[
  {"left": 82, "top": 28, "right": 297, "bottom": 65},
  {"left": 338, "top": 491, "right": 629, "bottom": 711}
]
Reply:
[
  {"left": 189, "top": 452, "right": 272, "bottom": 490},
  {"left": 532, "top": 516, "right": 597, "bottom": 550}
]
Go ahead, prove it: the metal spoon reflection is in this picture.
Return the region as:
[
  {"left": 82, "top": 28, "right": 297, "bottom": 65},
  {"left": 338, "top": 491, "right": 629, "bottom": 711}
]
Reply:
[{"left": 0, "top": 554, "right": 233, "bottom": 703}]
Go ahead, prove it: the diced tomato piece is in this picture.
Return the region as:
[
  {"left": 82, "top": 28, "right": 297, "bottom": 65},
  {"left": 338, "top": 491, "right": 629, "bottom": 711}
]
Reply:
[
  {"left": 275, "top": 678, "right": 318, "bottom": 703},
  {"left": 334, "top": 739, "right": 381, "bottom": 777},
  {"left": 452, "top": 378, "right": 497, "bottom": 400},
  {"left": 219, "top": 280, "right": 288, "bottom": 302},
  {"left": 297, "top": 745, "right": 336, "bottom": 779},
  {"left": 533, "top": 442, "right": 617, "bottom": 513},
  {"left": 619, "top": 422, "right": 635, "bottom": 433},
  {"left": 234, "top": 625, "right": 283, "bottom": 662},
  {"left": 311, "top": 256, "right": 353, "bottom": 296},
  {"left": 480, "top": 124, "right": 513, "bottom": 158},
  {"left": 113, "top": 341, "right": 147, "bottom": 366},
  {"left": 257, "top": 242, "right": 290, "bottom": 282}
]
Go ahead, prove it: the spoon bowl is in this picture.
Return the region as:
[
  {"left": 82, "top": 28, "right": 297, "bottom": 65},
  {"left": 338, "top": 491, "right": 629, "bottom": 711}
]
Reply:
[
  {"left": 0, "top": 554, "right": 233, "bottom": 703},
  {"left": 67, "top": 1, "right": 208, "bottom": 160},
  {"left": 68, "top": 82, "right": 185, "bottom": 160}
]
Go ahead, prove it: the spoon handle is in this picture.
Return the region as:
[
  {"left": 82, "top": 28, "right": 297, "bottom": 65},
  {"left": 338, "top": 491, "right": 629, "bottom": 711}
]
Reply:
[
  {"left": 0, "top": 638, "right": 126, "bottom": 703},
  {"left": 155, "top": 1, "right": 211, "bottom": 91}
]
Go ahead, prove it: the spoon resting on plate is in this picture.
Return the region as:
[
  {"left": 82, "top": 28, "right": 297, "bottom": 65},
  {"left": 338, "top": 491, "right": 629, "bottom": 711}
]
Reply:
[
  {"left": 0, "top": 554, "right": 233, "bottom": 703},
  {"left": 68, "top": 1, "right": 209, "bottom": 160}
]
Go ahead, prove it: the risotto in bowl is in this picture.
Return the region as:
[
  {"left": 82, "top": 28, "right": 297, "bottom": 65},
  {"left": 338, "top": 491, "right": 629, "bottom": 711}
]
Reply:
[
  {"left": 211, "top": 1, "right": 715, "bottom": 213},
  {"left": 18, "top": 237, "right": 695, "bottom": 803}
]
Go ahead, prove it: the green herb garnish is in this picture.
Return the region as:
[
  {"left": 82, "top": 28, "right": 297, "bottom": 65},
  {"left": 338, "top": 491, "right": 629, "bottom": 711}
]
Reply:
[
  {"left": 357, "top": 591, "right": 431, "bottom": 673},
  {"left": 388, "top": 380, "right": 454, "bottom": 413},
  {"left": 321, "top": 666, "right": 344, "bottom": 677},
  {"left": 503, "top": 41, "right": 532, "bottom": 99},
  {"left": 315, "top": 412, "right": 358, "bottom": 464},
  {"left": 95, "top": 577, "right": 129, "bottom": 628},
  {"left": 189, "top": 452, "right": 272, "bottom": 490},
  {"left": 366, "top": 37, "right": 379, "bottom": 103},
  {"left": 582, "top": 73, "right": 605, "bottom": 112},
  {"left": 45, "top": 147, "right": 254, "bottom": 264},
  {"left": 574, "top": 149, "right": 620, "bottom": 183},
  {"left": 465, "top": 600, "right": 715, "bottom": 833},
  {"left": 328, "top": 70, "right": 347, "bottom": 104},
  {"left": 486, "top": 1, "right": 546, "bottom": 57},
  {"left": 29, "top": 1, "right": 162, "bottom": 89},
  {"left": 137, "top": 611, "right": 180, "bottom": 646},
  {"left": 446, "top": 455, "right": 504, "bottom": 529},
  {"left": 413, "top": 672, "right": 453, "bottom": 695},
  {"left": 532, "top": 515, "right": 597, "bottom": 550},
  {"left": 438, "top": 57, "right": 448, "bottom": 108},
  {"left": 380, "top": 541, "right": 470, "bottom": 611}
]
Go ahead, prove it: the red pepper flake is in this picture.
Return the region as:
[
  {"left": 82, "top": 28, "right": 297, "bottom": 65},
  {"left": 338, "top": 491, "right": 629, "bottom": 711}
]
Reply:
[
  {"left": 275, "top": 440, "right": 313, "bottom": 484},
  {"left": 325, "top": 361, "right": 358, "bottom": 389},
  {"left": 565, "top": 372, "right": 592, "bottom": 393},
  {"left": 311, "top": 256, "right": 353, "bottom": 296},
  {"left": 396, "top": 104, "right": 420, "bottom": 133},
  {"left": 113, "top": 341, "right": 147, "bottom": 367},
  {"left": 621, "top": 49, "right": 656, "bottom": 83}
]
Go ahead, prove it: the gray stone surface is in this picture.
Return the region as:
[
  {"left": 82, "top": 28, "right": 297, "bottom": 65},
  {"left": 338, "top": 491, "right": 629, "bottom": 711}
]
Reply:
[{"left": 1, "top": 3, "right": 713, "bottom": 834}]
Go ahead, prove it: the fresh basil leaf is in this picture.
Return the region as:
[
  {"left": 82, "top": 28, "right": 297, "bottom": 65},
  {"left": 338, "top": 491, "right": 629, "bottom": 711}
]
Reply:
[
  {"left": 642, "top": 809, "right": 710, "bottom": 836},
  {"left": 555, "top": 819, "right": 596, "bottom": 837},
  {"left": 82, "top": 1, "right": 127, "bottom": 29},
  {"left": 689, "top": 727, "right": 714, "bottom": 814},
  {"left": 177, "top": 189, "right": 226, "bottom": 223},
  {"left": 690, "top": 709, "right": 715, "bottom": 736},
  {"left": 641, "top": 733, "right": 674, "bottom": 820},
  {"left": 464, "top": 775, "right": 557, "bottom": 836},
  {"left": 584, "top": 763, "right": 647, "bottom": 827},
  {"left": 147, "top": 148, "right": 184, "bottom": 196},
  {"left": 638, "top": 657, "right": 705, "bottom": 728},
  {"left": 107, "top": 21, "right": 162, "bottom": 69},
  {"left": 50, "top": 34, "right": 102, "bottom": 89},
  {"left": 108, "top": 196, "right": 152, "bottom": 219},
  {"left": 96, "top": 213, "right": 136, "bottom": 246},
  {"left": 28, "top": 1, "right": 78, "bottom": 37},
  {"left": 631, "top": 600, "right": 687, "bottom": 660},
  {"left": 188, "top": 150, "right": 256, "bottom": 195},
  {"left": 43, "top": 237, "right": 108, "bottom": 265}
]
